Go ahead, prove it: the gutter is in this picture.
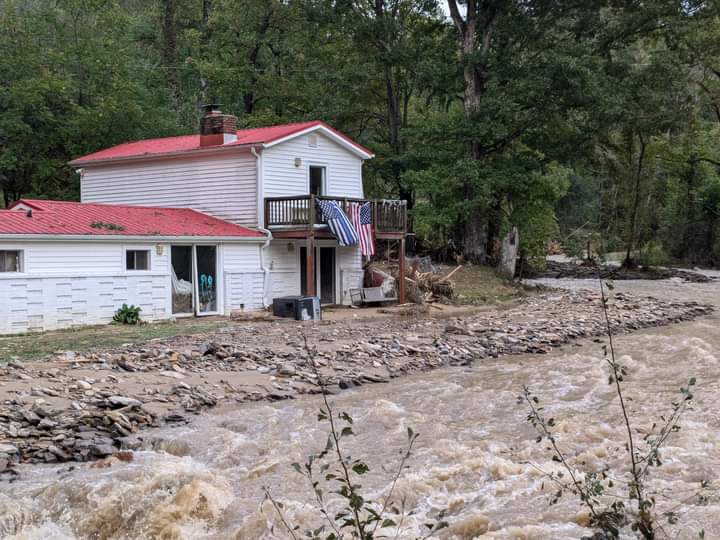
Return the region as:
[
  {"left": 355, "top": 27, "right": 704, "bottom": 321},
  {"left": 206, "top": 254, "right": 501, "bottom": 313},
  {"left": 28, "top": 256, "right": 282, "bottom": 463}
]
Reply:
[
  {"left": 69, "top": 142, "right": 257, "bottom": 167},
  {"left": 257, "top": 226, "right": 273, "bottom": 308},
  {"left": 0, "top": 234, "right": 267, "bottom": 243},
  {"left": 251, "top": 144, "right": 273, "bottom": 308}
]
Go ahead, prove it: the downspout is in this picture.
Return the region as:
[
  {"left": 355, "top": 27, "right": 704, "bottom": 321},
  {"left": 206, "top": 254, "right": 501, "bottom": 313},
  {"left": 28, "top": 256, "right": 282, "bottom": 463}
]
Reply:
[
  {"left": 252, "top": 144, "right": 272, "bottom": 308},
  {"left": 258, "top": 227, "right": 273, "bottom": 308}
]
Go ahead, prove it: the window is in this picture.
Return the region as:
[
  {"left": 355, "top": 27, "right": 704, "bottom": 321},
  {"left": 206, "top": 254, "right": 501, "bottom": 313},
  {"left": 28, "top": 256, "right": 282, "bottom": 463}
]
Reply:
[
  {"left": 309, "top": 166, "right": 326, "bottom": 196},
  {"left": 126, "top": 250, "right": 150, "bottom": 271},
  {"left": 0, "top": 250, "right": 22, "bottom": 273},
  {"left": 308, "top": 134, "right": 319, "bottom": 148}
]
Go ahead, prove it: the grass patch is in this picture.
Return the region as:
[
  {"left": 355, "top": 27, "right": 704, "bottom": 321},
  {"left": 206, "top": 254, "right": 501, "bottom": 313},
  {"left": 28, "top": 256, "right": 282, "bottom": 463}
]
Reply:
[
  {"left": 446, "top": 264, "right": 534, "bottom": 305},
  {"left": 0, "top": 318, "right": 230, "bottom": 362}
]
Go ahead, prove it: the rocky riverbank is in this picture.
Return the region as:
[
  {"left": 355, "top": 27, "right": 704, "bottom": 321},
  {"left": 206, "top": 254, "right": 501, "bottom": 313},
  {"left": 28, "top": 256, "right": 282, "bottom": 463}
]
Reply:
[
  {"left": 0, "top": 289, "right": 713, "bottom": 472},
  {"left": 525, "top": 260, "right": 714, "bottom": 282}
]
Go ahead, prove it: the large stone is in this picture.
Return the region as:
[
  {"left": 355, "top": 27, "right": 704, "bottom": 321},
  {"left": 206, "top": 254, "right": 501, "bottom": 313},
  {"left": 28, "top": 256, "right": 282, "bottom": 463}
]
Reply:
[
  {"left": 0, "top": 443, "right": 19, "bottom": 454},
  {"left": 107, "top": 396, "right": 143, "bottom": 409}
]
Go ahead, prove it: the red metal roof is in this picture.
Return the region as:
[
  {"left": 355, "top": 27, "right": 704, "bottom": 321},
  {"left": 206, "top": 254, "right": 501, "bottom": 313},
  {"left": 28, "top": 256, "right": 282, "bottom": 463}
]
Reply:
[
  {"left": 70, "top": 120, "right": 373, "bottom": 165},
  {"left": 1, "top": 199, "right": 264, "bottom": 238}
]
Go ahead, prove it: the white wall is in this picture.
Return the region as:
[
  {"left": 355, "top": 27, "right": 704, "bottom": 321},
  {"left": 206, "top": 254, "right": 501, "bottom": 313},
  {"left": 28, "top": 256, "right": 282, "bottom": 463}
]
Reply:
[
  {"left": 337, "top": 245, "right": 364, "bottom": 305},
  {"left": 262, "top": 132, "right": 364, "bottom": 204},
  {"left": 0, "top": 240, "right": 268, "bottom": 334},
  {"left": 222, "top": 244, "right": 265, "bottom": 313},
  {"left": 81, "top": 150, "right": 258, "bottom": 226},
  {"left": 0, "top": 241, "right": 171, "bottom": 334},
  {"left": 264, "top": 240, "right": 301, "bottom": 302}
]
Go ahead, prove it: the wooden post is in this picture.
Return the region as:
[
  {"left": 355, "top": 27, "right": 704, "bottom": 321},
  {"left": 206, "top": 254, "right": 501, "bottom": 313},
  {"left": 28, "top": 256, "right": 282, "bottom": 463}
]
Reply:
[
  {"left": 306, "top": 235, "right": 316, "bottom": 297},
  {"left": 398, "top": 237, "right": 406, "bottom": 304}
]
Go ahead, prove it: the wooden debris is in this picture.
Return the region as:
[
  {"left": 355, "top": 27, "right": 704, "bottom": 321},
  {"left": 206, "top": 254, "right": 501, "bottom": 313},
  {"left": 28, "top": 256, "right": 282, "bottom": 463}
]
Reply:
[{"left": 401, "top": 261, "right": 461, "bottom": 305}]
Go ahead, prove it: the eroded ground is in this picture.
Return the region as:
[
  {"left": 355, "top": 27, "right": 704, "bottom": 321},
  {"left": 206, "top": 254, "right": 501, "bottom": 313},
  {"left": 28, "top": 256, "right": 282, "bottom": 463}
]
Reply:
[{"left": 0, "top": 289, "right": 711, "bottom": 469}]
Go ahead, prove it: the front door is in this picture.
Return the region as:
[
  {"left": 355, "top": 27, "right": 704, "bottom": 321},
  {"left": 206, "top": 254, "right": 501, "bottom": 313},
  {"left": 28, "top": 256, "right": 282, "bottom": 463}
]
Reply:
[
  {"left": 319, "top": 247, "right": 336, "bottom": 304},
  {"left": 300, "top": 245, "right": 336, "bottom": 304}
]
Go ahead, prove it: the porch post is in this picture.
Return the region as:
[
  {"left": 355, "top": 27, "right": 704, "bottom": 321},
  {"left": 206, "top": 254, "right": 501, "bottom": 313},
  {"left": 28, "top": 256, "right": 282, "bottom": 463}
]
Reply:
[
  {"left": 398, "top": 237, "right": 406, "bottom": 304},
  {"left": 306, "top": 235, "right": 316, "bottom": 297}
]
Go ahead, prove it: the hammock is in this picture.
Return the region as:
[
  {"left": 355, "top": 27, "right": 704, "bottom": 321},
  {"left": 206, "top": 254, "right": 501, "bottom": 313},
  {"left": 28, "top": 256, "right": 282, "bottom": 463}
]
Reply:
[{"left": 171, "top": 266, "right": 193, "bottom": 296}]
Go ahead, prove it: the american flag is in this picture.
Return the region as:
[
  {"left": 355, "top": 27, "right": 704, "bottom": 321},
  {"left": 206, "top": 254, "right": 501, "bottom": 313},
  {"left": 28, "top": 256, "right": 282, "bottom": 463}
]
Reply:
[{"left": 350, "top": 202, "right": 375, "bottom": 256}]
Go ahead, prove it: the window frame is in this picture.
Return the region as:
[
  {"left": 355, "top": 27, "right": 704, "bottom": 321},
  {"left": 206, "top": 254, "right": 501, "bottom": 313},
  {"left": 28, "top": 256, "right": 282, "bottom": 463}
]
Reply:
[
  {"left": 125, "top": 249, "right": 151, "bottom": 271},
  {"left": 0, "top": 250, "right": 23, "bottom": 273},
  {"left": 308, "top": 164, "right": 327, "bottom": 196}
]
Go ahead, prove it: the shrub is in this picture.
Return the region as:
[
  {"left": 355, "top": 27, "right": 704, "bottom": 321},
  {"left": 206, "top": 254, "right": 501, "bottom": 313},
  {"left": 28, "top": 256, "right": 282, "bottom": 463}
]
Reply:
[
  {"left": 113, "top": 304, "right": 142, "bottom": 325},
  {"left": 638, "top": 241, "right": 670, "bottom": 268}
]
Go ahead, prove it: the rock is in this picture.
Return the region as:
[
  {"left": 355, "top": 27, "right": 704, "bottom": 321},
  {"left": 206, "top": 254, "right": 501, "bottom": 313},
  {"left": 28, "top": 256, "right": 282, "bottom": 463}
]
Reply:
[
  {"left": 91, "top": 444, "right": 116, "bottom": 457},
  {"left": 199, "top": 341, "right": 216, "bottom": 356},
  {"left": 21, "top": 409, "right": 42, "bottom": 425},
  {"left": 0, "top": 443, "right": 19, "bottom": 455},
  {"left": 277, "top": 364, "right": 297, "bottom": 377},
  {"left": 7, "top": 359, "right": 25, "bottom": 370},
  {"left": 77, "top": 380, "right": 92, "bottom": 390},
  {"left": 107, "top": 396, "right": 143, "bottom": 409},
  {"left": 38, "top": 418, "right": 57, "bottom": 429}
]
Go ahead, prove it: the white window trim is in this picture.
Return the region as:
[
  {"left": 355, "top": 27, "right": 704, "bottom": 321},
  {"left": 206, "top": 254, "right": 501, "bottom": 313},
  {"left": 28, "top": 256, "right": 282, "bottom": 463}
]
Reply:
[
  {"left": 124, "top": 248, "right": 151, "bottom": 272},
  {"left": 0, "top": 249, "right": 24, "bottom": 274},
  {"left": 307, "top": 163, "right": 328, "bottom": 196}
]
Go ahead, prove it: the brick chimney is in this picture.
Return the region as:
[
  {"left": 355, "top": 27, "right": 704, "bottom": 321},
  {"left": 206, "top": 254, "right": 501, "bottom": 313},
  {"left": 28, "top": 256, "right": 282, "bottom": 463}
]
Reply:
[{"left": 200, "top": 104, "right": 238, "bottom": 147}]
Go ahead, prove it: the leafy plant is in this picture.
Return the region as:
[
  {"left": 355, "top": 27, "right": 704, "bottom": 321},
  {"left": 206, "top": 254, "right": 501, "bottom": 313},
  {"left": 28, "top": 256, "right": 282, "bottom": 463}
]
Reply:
[
  {"left": 263, "top": 336, "right": 449, "bottom": 539},
  {"left": 112, "top": 304, "right": 141, "bottom": 325},
  {"left": 519, "top": 279, "right": 709, "bottom": 539}
]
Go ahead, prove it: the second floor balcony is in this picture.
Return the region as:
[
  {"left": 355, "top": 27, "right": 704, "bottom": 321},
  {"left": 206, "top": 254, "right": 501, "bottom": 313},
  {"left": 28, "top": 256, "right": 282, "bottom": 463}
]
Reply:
[{"left": 264, "top": 195, "right": 407, "bottom": 239}]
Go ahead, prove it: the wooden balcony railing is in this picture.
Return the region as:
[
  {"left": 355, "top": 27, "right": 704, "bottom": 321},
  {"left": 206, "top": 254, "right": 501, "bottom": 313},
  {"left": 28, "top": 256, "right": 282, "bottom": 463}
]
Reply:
[{"left": 264, "top": 195, "right": 407, "bottom": 236}]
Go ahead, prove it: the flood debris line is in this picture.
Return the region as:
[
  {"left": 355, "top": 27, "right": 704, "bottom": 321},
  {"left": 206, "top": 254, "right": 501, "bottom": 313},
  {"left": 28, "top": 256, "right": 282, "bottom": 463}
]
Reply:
[
  {"left": 526, "top": 260, "right": 713, "bottom": 282},
  {"left": 0, "top": 291, "right": 712, "bottom": 467}
]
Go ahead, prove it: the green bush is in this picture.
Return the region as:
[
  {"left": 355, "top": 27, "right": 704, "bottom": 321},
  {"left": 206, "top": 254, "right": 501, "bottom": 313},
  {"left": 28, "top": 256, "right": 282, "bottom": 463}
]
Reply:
[
  {"left": 638, "top": 240, "right": 670, "bottom": 268},
  {"left": 113, "top": 304, "right": 142, "bottom": 325}
]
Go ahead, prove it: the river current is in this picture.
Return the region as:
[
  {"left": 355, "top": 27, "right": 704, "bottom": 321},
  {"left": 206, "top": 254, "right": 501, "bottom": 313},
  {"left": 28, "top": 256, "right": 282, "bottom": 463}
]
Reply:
[{"left": 2, "top": 277, "right": 719, "bottom": 539}]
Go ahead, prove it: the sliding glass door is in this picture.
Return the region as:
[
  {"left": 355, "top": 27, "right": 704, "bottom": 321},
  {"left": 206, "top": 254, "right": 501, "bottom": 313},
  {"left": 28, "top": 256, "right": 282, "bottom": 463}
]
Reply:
[
  {"left": 195, "top": 245, "right": 217, "bottom": 314},
  {"left": 171, "top": 246, "right": 194, "bottom": 315},
  {"left": 170, "top": 245, "right": 218, "bottom": 316}
]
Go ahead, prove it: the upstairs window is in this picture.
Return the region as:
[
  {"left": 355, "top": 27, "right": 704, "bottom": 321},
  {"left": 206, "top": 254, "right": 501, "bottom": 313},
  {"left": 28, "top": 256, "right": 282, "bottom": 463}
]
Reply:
[
  {"left": 126, "top": 250, "right": 150, "bottom": 271},
  {"left": 309, "top": 166, "right": 326, "bottom": 196},
  {"left": 0, "top": 250, "right": 22, "bottom": 273}
]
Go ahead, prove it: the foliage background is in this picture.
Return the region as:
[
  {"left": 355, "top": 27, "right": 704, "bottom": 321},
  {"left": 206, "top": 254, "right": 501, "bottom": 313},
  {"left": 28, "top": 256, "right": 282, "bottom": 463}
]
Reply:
[{"left": 1, "top": 0, "right": 719, "bottom": 266}]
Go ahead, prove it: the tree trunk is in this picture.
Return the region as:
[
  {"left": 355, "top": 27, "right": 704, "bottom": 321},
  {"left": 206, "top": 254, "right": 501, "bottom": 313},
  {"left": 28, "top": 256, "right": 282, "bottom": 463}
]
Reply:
[
  {"left": 449, "top": 0, "right": 498, "bottom": 263},
  {"left": 623, "top": 132, "right": 647, "bottom": 268},
  {"left": 161, "top": 0, "right": 179, "bottom": 105},
  {"left": 198, "top": 0, "right": 213, "bottom": 105}
]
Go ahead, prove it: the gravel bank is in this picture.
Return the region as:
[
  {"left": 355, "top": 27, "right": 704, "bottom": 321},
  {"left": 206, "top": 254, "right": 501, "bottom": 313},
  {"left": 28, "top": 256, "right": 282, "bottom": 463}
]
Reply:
[{"left": 0, "top": 289, "right": 712, "bottom": 471}]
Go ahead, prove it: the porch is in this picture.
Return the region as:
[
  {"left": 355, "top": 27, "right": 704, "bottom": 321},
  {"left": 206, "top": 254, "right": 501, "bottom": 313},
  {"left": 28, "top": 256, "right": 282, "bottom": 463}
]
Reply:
[{"left": 264, "top": 195, "right": 408, "bottom": 302}]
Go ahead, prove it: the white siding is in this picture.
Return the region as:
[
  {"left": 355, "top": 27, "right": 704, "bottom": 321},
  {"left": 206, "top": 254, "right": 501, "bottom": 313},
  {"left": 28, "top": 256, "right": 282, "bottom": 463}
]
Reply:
[
  {"left": 0, "top": 241, "right": 172, "bottom": 334},
  {"left": 264, "top": 240, "right": 301, "bottom": 302},
  {"left": 337, "top": 245, "right": 364, "bottom": 305},
  {"left": 222, "top": 244, "right": 266, "bottom": 313},
  {"left": 262, "top": 240, "right": 363, "bottom": 306},
  {"left": 262, "top": 132, "right": 364, "bottom": 203},
  {"left": 81, "top": 150, "right": 258, "bottom": 226}
]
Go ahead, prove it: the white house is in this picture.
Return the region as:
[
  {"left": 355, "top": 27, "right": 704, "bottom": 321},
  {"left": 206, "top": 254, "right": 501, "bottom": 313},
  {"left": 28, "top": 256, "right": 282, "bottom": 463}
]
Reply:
[{"left": 0, "top": 108, "right": 407, "bottom": 334}]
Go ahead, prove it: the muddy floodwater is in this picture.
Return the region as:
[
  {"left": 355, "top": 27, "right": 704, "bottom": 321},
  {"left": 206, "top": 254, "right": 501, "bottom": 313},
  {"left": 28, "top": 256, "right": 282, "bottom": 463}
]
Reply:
[{"left": 2, "top": 277, "right": 719, "bottom": 539}]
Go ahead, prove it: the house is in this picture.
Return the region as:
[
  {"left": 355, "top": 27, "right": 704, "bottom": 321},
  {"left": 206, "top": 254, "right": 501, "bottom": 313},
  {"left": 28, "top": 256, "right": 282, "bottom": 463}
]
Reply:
[{"left": 0, "top": 107, "right": 407, "bottom": 334}]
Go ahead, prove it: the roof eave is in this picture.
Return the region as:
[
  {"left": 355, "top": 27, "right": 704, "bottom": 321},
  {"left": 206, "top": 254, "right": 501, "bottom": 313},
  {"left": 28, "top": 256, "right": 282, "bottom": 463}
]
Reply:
[
  {"left": 0, "top": 234, "right": 267, "bottom": 243},
  {"left": 69, "top": 142, "right": 256, "bottom": 167}
]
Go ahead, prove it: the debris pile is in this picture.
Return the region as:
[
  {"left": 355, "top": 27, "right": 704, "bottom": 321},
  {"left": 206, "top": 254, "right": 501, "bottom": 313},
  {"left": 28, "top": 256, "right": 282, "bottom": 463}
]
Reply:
[{"left": 404, "top": 261, "right": 462, "bottom": 304}]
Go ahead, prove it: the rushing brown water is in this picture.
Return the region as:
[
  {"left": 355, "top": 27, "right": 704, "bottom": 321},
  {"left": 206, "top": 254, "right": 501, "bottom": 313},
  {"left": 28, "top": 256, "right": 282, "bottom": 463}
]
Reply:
[{"left": 2, "top": 277, "right": 719, "bottom": 540}]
